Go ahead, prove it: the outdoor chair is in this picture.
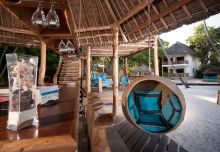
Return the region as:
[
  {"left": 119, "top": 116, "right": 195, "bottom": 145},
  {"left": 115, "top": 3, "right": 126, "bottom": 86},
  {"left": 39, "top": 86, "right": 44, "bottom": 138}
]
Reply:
[{"left": 122, "top": 75, "right": 185, "bottom": 134}]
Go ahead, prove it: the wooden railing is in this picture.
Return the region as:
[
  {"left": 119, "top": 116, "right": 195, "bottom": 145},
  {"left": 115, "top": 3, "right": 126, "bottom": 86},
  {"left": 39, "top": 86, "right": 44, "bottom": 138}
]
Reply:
[{"left": 52, "top": 56, "right": 63, "bottom": 85}]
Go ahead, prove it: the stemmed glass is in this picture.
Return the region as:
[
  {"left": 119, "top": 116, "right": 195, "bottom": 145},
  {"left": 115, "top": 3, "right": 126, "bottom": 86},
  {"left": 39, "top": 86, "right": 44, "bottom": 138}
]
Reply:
[
  {"left": 66, "top": 40, "right": 76, "bottom": 58},
  {"left": 31, "top": 3, "right": 47, "bottom": 27},
  {"left": 32, "top": 3, "right": 59, "bottom": 29},
  {"left": 46, "top": 3, "right": 60, "bottom": 29},
  {"left": 58, "top": 40, "right": 67, "bottom": 52}
]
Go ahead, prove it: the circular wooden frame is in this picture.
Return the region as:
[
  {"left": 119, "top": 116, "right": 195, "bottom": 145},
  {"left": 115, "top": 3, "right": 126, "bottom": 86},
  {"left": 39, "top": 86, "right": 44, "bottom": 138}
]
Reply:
[{"left": 122, "top": 75, "right": 186, "bottom": 135}]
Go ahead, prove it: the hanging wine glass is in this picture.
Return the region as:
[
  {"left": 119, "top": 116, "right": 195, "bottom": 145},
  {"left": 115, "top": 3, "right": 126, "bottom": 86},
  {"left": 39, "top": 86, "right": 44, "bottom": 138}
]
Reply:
[
  {"left": 31, "top": 3, "right": 47, "bottom": 27},
  {"left": 58, "top": 40, "right": 67, "bottom": 52},
  {"left": 46, "top": 3, "right": 60, "bottom": 29},
  {"left": 66, "top": 40, "right": 76, "bottom": 58}
]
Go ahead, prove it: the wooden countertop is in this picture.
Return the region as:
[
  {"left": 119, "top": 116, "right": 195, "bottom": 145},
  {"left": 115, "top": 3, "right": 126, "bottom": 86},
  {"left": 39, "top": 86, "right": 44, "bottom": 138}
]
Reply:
[{"left": 0, "top": 82, "right": 80, "bottom": 152}]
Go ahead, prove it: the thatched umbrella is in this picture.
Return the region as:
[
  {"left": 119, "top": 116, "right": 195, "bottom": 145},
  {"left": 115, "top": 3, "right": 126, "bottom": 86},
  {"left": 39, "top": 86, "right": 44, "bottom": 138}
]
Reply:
[{"left": 132, "top": 64, "right": 151, "bottom": 74}]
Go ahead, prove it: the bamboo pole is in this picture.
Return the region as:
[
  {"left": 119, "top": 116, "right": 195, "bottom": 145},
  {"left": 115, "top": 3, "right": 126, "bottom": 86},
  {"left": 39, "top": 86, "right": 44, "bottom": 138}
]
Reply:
[
  {"left": 38, "top": 41, "right": 46, "bottom": 86},
  {"left": 52, "top": 56, "right": 62, "bottom": 85},
  {"left": 86, "top": 46, "right": 91, "bottom": 94},
  {"left": 112, "top": 26, "right": 119, "bottom": 116},
  {"left": 154, "top": 35, "right": 159, "bottom": 76}
]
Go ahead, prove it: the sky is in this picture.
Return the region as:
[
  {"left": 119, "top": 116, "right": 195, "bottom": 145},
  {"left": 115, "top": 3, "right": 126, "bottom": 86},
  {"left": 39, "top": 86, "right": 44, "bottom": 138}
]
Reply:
[{"left": 160, "top": 13, "right": 220, "bottom": 46}]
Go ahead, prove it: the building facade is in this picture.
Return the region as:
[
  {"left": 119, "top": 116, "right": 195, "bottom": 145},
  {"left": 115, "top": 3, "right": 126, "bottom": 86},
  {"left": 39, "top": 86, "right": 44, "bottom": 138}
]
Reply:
[{"left": 162, "top": 42, "right": 200, "bottom": 78}]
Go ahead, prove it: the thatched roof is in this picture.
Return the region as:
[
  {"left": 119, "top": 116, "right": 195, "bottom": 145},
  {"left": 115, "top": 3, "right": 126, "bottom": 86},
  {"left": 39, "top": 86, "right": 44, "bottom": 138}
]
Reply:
[
  {"left": 0, "top": 0, "right": 219, "bottom": 56},
  {"left": 203, "top": 67, "right": 220, "bottom": 74},
  {"left": 166, "top": 42, "right": 194, "bottom": 56}
]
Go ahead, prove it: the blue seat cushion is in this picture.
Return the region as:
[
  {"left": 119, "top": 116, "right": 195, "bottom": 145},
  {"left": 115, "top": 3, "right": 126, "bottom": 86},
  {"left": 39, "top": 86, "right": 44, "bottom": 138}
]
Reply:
[
  {"left": 139, "top": 112, "right": 163, "bottom": 125},
  {"left": 169, "top": 93, "right": 181, "bottom": 111},
  {"left": 39, "top": 86, "right": 59, "bottom": 96},
  {"left": 128, "top": 92, "right": 139, "bottom": 122},
  {"left": 136, "top": 96, "right": 160, "bottom": 111},
  {"left": 135, "top": 90, "right": 162, "bottom": 96},
  {"left": 135, "top": 90, "right": 161, "bottom": 111},
  {"left": 161, "top": 93, "right": 182, "bottom": 126},
  {"left": 139, "top": 124, "right": 167, "bottom": 133}
]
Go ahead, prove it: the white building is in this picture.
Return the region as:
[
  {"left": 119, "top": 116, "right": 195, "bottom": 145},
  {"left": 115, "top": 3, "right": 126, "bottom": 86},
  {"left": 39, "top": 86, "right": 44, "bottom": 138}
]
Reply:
[{"left": 162, "top": 42, "right": 200, "bottom": 78}]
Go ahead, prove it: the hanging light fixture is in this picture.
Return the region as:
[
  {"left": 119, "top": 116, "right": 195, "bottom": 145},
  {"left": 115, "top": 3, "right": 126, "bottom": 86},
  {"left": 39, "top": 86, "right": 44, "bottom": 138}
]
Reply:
[
  {"left": 58, "top": 40, "right": 67, "bottom": 52},
  {"left": 66, "top": 40, "right": 76, "bottom": 58},
  {"left": 46, "top": 3, "right": 60, "bottom": 29},
  {"left": 31, "top": 3, "right": 47, "bottom": 27},
  {"left": 31, "top": 3, "right": 60, "bottom": 29}
]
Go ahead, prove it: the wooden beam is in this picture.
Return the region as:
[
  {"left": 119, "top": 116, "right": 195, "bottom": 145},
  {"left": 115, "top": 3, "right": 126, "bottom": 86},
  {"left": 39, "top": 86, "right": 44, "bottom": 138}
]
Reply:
[
  {"left": 65, "top": 0, "right": 80, "bottom": 49},
  {"left": 118, "top": 0, "right": 153, "bottom": 25},
  {"left": 153, "top": 35, "right": 159, "bottom": 76},
  {"left": 0, "top": 26, "right": 35, "bottom": 35},
  {"left": 125, "top": 47, "right": 147, "bottom": 58},
  {"left": 112, "top": 25, "right": 119, "bottom": 116},
  {"left": 182, "top": 5, "right": 192, "bottom": 19},
  {"left": 53, "top": 56, "right": 62, "bottom": 85},
  {"left": 38, "top": 41, "right": 46, "bottom": 86},
  {"left": 199, "top": 0, "right": 208, "bottom": 12},
  {"left": 4, "top": 0, "right": 66, "bottom": 9},
  {"left": 86, "top": 46, "right": 91, "bottom": 94},
  {"left": 127, "top": 0, "right": 193, "bottom": 35},
  {"left": 74, "top": 25, "right": 112, "bottom": 33},
  {"left": 104, "top": 0, "right": 128, "bottom": 42},
  {"left": 0, "top": 1, "right": 57, "bottom": 50}
]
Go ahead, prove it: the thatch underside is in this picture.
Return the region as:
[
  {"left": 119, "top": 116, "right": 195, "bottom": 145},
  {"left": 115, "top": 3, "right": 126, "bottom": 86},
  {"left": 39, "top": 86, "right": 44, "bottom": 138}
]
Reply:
[{"left": 0, "top": 0, "right": 219, "bottom": 56}]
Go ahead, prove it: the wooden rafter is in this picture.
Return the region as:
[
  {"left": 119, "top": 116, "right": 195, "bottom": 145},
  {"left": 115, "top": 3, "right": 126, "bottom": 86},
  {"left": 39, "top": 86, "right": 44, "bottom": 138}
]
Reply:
[
  {"left": 4, "top": 0, "right": 66, "bottom": 9},
  {"left": 117, "top": 0, "right": 154, "bottom": 25},
  {"left": 104, "top": 0, "right": 128, "bottom": 42},
  {"left": 0, "top": 0, "right": 58, "bottom": 50},
  {"left": 65, "top": 0, "right": 80, "bottom": 49},
  {"left": 182, "top": 5, "right": 192, "bottom": 19},
  {"left": 127, "top": 0, "right": 193, "bottom": 35}
]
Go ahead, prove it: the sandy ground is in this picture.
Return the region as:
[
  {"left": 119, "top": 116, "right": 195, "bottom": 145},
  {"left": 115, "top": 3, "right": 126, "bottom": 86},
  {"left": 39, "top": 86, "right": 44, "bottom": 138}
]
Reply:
[
  {"left": 95, "top": 85, "right": 220, "bottom": 152},
  {"left": 168, "top": 85, "right": 220, "bottom": 152}
]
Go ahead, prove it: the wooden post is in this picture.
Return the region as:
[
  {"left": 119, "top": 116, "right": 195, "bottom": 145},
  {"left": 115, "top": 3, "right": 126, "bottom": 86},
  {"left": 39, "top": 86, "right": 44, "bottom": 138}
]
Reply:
[
  {"left": 52, "top": 56, "right": 62, "bottom": 85},
  {"left": 124, "top": 57, "right": 128, "bottom": 71},
  {"left": 98, "top": 78, "right": 103, "bottom": 93},
  {"left": 112, "top": 25, "right": 119, "bottom": 116},
  {"left": 154, "top": 35, "right": 159, "bottom": 76},
  {"left": 86, "top": 46, "right": 91, "bottom": 94},
  {"left": 38, "top": 41, "right": 46, "bottom": 86}
]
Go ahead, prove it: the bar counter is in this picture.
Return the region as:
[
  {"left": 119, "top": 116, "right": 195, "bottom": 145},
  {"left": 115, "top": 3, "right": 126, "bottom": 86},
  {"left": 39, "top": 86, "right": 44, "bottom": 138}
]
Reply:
[{"left": 0, "top": 82, "right": 80, "bottom": 152}]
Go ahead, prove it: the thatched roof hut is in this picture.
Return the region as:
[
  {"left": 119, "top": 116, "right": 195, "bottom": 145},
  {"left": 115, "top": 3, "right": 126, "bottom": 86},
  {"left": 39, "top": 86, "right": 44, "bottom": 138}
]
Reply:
[
  {"left": 203, "top": 67, "right": 220, "bottom": 74},
  {"left": 0, "top": 0, "right": 219, "bottom": 56},
  {"left": 166, "top": 42, "right": 194, "bottom": 56}
]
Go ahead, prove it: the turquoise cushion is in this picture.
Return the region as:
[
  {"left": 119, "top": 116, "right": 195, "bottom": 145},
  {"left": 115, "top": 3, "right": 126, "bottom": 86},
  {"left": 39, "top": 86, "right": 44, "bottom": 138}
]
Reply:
[
  {"left": 135, "top": 90, "right": 162, "bottom": 96},
  {"left": 39, "top": 86, "right": 59, "bottom": 94},
  {"left": 139, "top": 124, "right": 167, "bottom": 133},
  {"left": 139, "top": 112, "right": 163, "bottom": 125},
  {"left": 161, "top": 98, "right": 173, "bottom": 122},
  {"left": 162, "top": 93, "right": 182, "bottom": 126},
  {"left": 137, "top": 96, "right": 160, "bottom": 111},
  {"left": 169, "top": 93, "right": 181, "bottom": 111},
  {"left": 170, "top": 111, "right": 181, "bottom": 126},
  {"left": 135, "top": 90, "right": 161, "bottom": 111},
  {"left": 128, "top": 92, "right": 139, "bottom": 122},
  {"left": 102, "top": 73, "right": 107, "bottom": 81}
]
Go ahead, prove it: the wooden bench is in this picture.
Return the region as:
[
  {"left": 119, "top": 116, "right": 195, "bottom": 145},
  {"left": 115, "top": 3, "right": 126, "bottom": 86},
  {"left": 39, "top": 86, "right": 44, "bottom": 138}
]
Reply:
[{"left": 106, "top": 117, "right": 188, "bottom": 152}]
